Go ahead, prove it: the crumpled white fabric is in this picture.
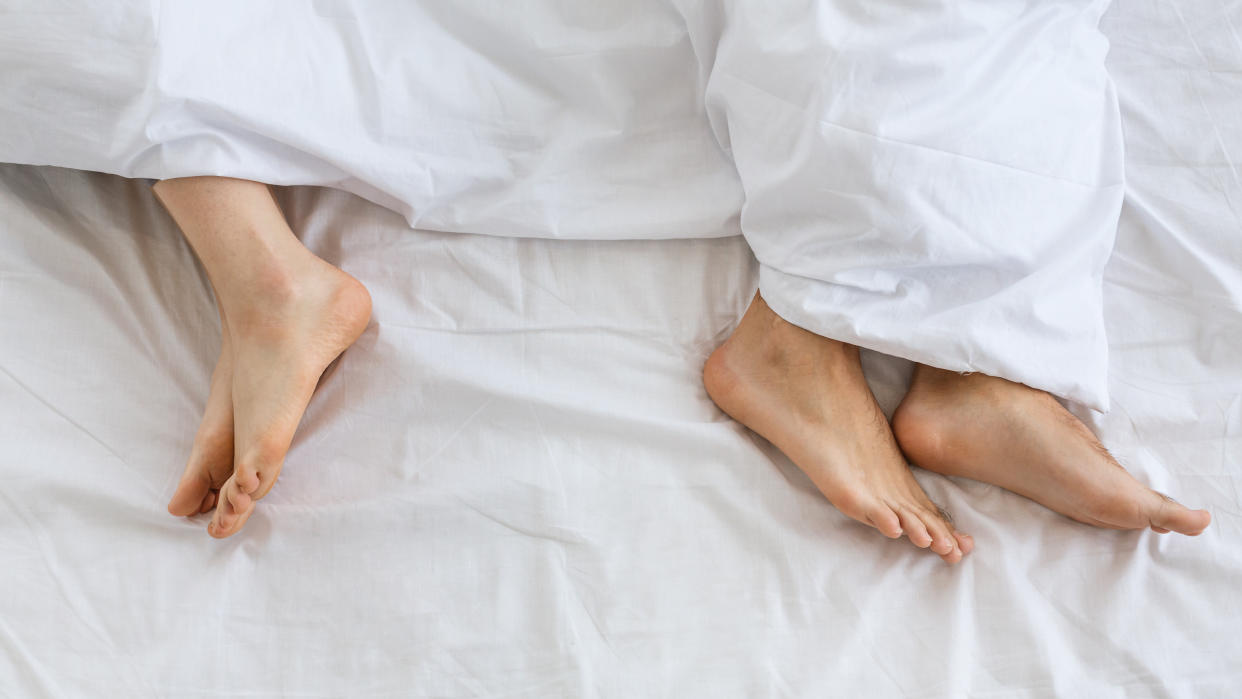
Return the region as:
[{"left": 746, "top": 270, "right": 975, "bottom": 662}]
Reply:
[
  {"left": 0, "top": 0, "right": 1121, "bottom": 407},
  {"left": 682, "top": 0, "right": 1125, "bottom": 409},
  {"left": 0, "top": 1, "right": 1240, "bottom": 693}
]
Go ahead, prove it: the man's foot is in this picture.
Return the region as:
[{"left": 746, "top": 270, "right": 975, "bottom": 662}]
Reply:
[
  {"left": 892, "top": 366, "right": 1211, "bottom": 535},
  {"left": 704, "top": 294, "right": 973, "bottom": 564},
  {"left": 206, "top": 251, "right": 371, "bottom": 538}
]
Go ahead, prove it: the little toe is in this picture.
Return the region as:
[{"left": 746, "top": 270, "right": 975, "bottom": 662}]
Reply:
[
  {"left": 954, "top": 532, "right": 975, "bottom": 555},
  {"left": 896, "top": 509, "right": 933, "bottom": 548}
]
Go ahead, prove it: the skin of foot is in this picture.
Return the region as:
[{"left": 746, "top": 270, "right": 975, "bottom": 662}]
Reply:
[
  {"left": 165, "top": 303, "right": 235, "bottom": 518},
  {"left": 704, "top": 293, "right": 974, "bottom": 564},
  {"left": 157, "top": 177, "right": 372, "bottom": 538},
  {"left": 892, "top": 366, "right": 1211, "bottom": 536}
]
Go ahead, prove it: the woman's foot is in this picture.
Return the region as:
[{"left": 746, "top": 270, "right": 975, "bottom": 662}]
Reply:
[
  {"left": 892, "top": 366, "right": 1211, "bottom": 535},
  {"left": 156, "top": 177, "right": 372, "bottom": 538},
  {"left": 210, "top": 253, "right": 371, "bottom": 537},
  {"left": 704, "top": 294, "right": 972, "bottom": 564},
  {"left": 166, "top": 253, "right": 370, "bottom": 537}
]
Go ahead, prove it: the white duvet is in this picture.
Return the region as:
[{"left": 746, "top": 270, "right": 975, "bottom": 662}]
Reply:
[{"left": 1, "top": 0, "right": 1122, "bottom": 408}]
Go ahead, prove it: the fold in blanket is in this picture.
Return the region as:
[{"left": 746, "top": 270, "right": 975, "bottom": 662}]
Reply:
[
  {"left": 0, "top": 0, "right": 1122, "bottom": 408},
  {"left": 683, "top": 0, "right": 1124, "bottom": 409}
]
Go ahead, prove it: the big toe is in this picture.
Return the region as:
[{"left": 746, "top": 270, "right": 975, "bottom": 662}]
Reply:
[{"left": 1150, "top": 495, "right": 1211, "bottom": 536}]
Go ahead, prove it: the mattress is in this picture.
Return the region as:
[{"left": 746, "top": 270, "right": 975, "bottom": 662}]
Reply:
[{"left": 0, "top": 2, "right": 1239, "bottom": 697}]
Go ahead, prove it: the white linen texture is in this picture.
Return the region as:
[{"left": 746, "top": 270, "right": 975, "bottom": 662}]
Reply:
[{"left": 0, "top": 0, "right": 1239, "bottom": 692}]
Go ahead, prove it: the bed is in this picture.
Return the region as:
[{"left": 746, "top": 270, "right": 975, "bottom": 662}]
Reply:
[{"left": 1, "top": 1, "right": 1240, "bottom": 696}]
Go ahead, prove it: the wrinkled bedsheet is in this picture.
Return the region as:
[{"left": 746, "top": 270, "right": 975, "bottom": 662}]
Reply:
[{"left": 0, "top": 0, "right": 1240, "bottom": 696}]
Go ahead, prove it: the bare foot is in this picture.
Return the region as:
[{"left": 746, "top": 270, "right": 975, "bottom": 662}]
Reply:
[
  {"left": 704, "top": 294, "right": 973, "bottom": 564},
  {"left": 892, "top": 366, "right": 1211, "bottom": 536},
  {"left": 206, "top": 251, "right": 371, "bottom": 538},
  {"left": 154, "top": 177, "right": 372, "bottom": 538}
]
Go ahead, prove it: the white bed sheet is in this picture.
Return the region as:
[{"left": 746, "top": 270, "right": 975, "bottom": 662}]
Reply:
[{"left": 1, "top": 2, "right": 1240, "bottom": 697}]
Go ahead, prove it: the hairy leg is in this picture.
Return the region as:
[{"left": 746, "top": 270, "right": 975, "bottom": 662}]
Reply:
[
  {"left": 156, "top": 177, "right": 371, "bottom": 537},
  {"left": 893, "top": 365, "right": 1211, "bottom": 535},
  {"left": 705, "top": 294, "right": 972, "bottom": 564}
]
